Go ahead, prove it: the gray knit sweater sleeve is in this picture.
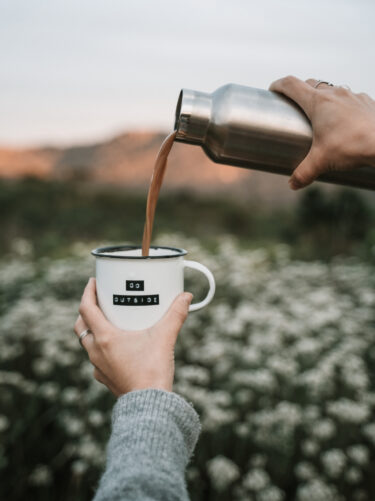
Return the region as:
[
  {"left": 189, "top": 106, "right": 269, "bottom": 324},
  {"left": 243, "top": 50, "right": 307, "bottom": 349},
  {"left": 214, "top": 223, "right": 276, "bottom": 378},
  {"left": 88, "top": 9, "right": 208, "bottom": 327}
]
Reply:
[{"left": 93, "top": 389, "right": 201, "bottom": 501}]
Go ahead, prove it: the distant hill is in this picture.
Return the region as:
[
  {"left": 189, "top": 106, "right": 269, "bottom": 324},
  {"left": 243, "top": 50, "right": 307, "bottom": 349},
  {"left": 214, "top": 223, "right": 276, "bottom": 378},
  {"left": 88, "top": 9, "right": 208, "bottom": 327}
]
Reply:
[{"left": 0, "top": 131, "right": 304, "bottom": 205}]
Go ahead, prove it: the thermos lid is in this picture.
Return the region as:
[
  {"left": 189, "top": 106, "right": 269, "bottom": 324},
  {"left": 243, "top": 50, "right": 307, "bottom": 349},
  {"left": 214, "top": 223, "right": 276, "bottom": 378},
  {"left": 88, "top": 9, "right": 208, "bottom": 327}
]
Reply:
[{"left": 174, "top": 89, "right": 212, "bottom": 145}]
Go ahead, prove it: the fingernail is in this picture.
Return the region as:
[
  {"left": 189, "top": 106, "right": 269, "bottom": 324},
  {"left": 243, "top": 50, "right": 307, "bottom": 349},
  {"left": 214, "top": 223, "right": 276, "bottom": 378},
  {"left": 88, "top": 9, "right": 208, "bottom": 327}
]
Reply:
[
  {"left": 183, "top": 293, "right": 193, "bottom": 305},
  {"left": 289, "top": 177, "right": 302, "bottom": 190}
]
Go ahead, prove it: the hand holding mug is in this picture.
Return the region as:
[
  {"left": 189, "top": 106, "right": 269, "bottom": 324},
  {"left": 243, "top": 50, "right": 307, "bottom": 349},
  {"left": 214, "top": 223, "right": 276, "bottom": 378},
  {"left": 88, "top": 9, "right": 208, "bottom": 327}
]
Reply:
[
  {"left": 74, "top": 245, "right": 215, "bottom": 396},
  {"left": 74, "top": 278, "right": 193, "bottom": 397}
]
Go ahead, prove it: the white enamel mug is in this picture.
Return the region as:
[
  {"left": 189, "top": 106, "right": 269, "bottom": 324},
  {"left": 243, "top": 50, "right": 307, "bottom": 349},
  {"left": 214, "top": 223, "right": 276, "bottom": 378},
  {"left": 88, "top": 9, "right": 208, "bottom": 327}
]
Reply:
[{"left": 91, "top": 245, "right": 215, "bottom": 330}]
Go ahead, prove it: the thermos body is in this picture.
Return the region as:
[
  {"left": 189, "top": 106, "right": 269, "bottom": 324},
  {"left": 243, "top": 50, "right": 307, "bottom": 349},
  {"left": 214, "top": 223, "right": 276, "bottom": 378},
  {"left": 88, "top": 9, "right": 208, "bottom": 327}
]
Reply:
[{"left": 174, "top": 84, "right": 375, "bottom": 190}]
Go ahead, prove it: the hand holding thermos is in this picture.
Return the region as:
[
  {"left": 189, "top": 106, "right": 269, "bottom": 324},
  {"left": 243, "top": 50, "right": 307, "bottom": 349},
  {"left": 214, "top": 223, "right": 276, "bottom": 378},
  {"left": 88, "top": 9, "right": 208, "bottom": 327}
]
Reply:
[
  {"left": 175, "top": 77, "right": 375, "bottom": 190},
  {"left": 269, "top": 76, "right": 375, "bottom": 189}
]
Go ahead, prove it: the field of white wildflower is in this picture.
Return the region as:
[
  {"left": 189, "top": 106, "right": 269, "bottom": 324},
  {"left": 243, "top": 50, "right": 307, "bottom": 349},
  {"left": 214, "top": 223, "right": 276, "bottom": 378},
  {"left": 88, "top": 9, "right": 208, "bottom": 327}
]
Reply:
[{"left": 1, "top": 234, "right": 375, "bottom": 501}]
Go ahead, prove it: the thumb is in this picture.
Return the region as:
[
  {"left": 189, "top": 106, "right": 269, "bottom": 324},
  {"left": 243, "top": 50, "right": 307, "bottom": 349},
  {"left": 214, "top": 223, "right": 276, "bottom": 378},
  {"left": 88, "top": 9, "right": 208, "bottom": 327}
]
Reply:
[
  {"left": 289, "top": 147, "right": 324, "bottom": 190},
  {"left": 152, "top": 292, "right": 193, "bottom": 343}
]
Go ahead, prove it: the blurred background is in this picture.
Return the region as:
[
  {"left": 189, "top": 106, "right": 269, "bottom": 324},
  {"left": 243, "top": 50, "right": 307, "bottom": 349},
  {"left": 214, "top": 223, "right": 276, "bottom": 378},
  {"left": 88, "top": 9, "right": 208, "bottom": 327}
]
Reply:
[{"left": 1, "top": 1, "right": 375, "bottom": 500}]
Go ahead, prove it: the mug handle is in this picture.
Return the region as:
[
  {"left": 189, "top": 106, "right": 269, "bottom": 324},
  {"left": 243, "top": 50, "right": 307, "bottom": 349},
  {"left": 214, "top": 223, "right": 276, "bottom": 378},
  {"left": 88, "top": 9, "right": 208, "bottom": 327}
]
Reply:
[{"left": 184, "top": 260, "right": 216, "bottom": 312}]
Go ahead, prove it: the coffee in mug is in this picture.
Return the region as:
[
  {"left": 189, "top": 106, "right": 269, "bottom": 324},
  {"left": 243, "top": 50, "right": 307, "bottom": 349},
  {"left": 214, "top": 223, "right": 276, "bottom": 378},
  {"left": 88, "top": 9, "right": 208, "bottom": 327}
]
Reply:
[{"left": 92, "top": 245, "right": 215, "bottom": 330}]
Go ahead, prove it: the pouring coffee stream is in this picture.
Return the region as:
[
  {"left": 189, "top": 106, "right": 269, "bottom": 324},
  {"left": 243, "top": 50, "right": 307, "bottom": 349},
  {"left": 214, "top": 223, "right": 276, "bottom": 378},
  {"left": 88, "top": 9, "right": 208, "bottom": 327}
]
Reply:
[
  {"left": 142, "top": 84, "right": 375, "bottom": 256},
  {"left": 141, "top": 131, "right": 176, "bottom": 256}
]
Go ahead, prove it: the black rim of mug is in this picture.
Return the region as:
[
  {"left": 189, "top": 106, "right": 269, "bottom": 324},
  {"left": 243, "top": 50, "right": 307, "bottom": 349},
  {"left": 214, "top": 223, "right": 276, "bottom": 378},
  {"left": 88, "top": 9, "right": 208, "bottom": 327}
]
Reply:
[{"left": 91, "top": 245, "right": 188, "bottom": 260}]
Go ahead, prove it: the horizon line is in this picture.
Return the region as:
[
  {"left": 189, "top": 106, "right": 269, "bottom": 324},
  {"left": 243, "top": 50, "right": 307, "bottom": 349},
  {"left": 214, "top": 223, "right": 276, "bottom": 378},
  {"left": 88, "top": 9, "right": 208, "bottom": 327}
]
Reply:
[{"left": 0, "top": 127, "right": 172, "bottom": 151}]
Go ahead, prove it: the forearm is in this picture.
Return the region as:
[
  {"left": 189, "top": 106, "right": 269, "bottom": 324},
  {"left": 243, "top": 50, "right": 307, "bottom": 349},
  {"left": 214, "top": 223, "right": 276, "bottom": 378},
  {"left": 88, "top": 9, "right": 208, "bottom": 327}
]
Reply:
[{"left": 93, "top": 389, "right": 200, "bottom": 501}]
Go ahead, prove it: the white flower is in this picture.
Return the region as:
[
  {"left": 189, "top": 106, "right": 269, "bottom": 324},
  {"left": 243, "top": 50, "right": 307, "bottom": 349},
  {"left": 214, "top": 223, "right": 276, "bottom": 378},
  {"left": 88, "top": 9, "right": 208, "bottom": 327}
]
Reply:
[
  {"left": 258, "top": 486, "right": 285, "bottom": 501},
  {"left": 342, "top": 370, "right": 369, "bottom": 392},
  {"left": 177, "top": 365, "right": 210, "bottom": 385},
  {"left": 76, "top": 438, "right": 105, "bottom": 467},
  {"left": 295, "top": 462, "right": 316, "bottom": 481},
  {"left": 321, "top": 449, "right": 346, "bottom": 479},
  {"left": 347, "top": 467, "right": 362, "bottom": 485},
  {"left": 39, "top": 382, "right": 60, "bottom": 400},
  {"left": 362, "top": 423, "right": 375, "bottom": 446},
  {"left": 276, "top": 402, "right": 303, "bottom": 427},
  {"left": 298, "top": 367, "right": 334, "bottom": 400},
  {"left": 303, "top": 406, "right": 320, "bottom": 423},
  {"left": 0, "top": 344, "right": 22, "bottom": 361},
  {"left": 235, "top": 389, "right": 253, "bottom": 405},
  {"left": 251, "top": 402, "right": 302, "bottom": 451},
  {"left": 240, "top": 347, "right": 262, "bottom": 366},
  {"left": 186, "top": 466, "right": 199, "bottom": 482},
  {"left": 206, "top": 455, "right": 240, "bottom": 491},
  {"left": 250, "top": 454, "right": 267, "bottom": 468},
  {"left": 61, "top": 387, "right": 81, "bottom": 404},
  {"left": 234, "top": 423, "right": 249, "bottom": 438},
  {"left": 268, "top": 356, "right": 298, "bottom": 379},
  {"left": 29, "top": 465, "right": 52, "bottom": 486},
  {"left": 32, "top": 358, "right": 53, "bottom": 377},
  {"left": 242, "top": 468, "right": 270, "bottom": 492},
  {"left": 0, "top": 415, "right": 9, "bottom": 432},
  {"left": 347, "top": 445, "right": 369, "bottom": 466},
  {"left": 0, "top": 259, "right": 35, "bottom": 288},
  {"left": 301, "top": 440, "right": 319, "bottom": 458},
  {"left": 61, "top": 415, "right": 84, "bottom": 436},
  {"left": 296, "top": 478, "right": 338, "bottom": 501},
  {"left": 312, "top": 419, "right": 336, "bottom": 441},
  {"left": 232, "top": 369, "right": 276, "bottom": 393},
  {"left": 88, "top": 410, "right": 105, "bottom": 427},
  {"left": 202, "top": 406, "right": 236, "bottom": 431},
  {"left": 210, "top": 390, "right": 232, "bottom": 407},
  {"left": 295, "top": 338, "right": 322, "bottom": 361},
  {"left": 193, "top": 341, "right": 226, "bottom": 365},
  {"left": 11, "top": 238, "right": 33, "bottom": 257},
  {"left": 71, "top": 459, "right": 88, "bottom": 475},
  {"left": 327, "top": 399, "right": 370, "bottom": 424},
  {"left": 212, "top": 358, "right": 233, "bottom": 378}
]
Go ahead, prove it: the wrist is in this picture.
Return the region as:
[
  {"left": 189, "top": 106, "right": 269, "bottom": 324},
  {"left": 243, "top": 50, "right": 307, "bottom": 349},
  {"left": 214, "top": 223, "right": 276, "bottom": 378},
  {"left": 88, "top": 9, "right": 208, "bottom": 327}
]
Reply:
[
  {"left": 363, "top": 128, "right": 375, "bottom": 167},
  {"left": 116, "top": 376, "right": 173, "bottom": 396},
  {"left": 370, "top": 135, "right": 375, "bottom": 167}
]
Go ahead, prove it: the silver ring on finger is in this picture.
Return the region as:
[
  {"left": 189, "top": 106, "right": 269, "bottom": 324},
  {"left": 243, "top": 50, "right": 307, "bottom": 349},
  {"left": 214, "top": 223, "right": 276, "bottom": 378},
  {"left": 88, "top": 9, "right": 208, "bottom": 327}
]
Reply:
[
  {"left": 79, "top": 329, "right": 92, "bottom": 348},
  {"left": 314, "top": 80, "right": 334, "bottom": 89}
]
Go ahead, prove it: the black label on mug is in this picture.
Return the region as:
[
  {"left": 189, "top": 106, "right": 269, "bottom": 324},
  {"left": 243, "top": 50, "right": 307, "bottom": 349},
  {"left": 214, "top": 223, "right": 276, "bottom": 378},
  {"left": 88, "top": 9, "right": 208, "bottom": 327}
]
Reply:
[
  {"left": 113, "top": 294, "right": 159, "bottom": 306},
  {"left": 126, "top": 280, "right": 144, "bottom": 291}
]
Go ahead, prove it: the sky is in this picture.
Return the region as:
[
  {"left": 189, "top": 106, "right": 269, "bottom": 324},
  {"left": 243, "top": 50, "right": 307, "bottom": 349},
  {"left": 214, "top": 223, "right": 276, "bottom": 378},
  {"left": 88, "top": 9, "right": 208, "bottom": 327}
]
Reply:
[{"left": 1, "top": 0, "right": 374, "bottom": 146}]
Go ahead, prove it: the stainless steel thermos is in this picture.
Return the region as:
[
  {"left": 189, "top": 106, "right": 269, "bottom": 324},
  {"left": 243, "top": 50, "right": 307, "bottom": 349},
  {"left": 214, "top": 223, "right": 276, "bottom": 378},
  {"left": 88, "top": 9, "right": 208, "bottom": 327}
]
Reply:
[{"left": 174, "top": 84, "right": 375, "bottom": 190}]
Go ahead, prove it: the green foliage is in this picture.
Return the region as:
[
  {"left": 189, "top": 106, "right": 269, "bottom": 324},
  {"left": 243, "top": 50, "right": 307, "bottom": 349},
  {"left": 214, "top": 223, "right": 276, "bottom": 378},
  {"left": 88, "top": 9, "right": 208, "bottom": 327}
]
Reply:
[
  {"left": 0, "top": 179, "right": 374, "bottom": 261},
  {"left": 295, "top": 187, "right": 372, "bottom": 259}
]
